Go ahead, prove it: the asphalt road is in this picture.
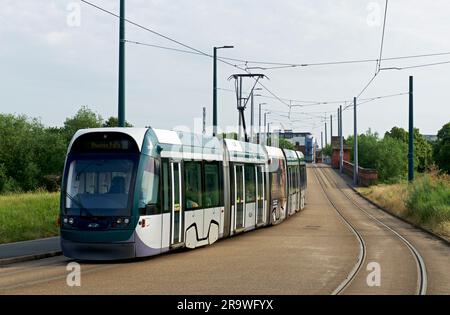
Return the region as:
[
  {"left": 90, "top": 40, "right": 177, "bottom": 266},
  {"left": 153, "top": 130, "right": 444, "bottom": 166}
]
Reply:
[{"left": 1, "top": 165, "right": 449, "bottom": 294}]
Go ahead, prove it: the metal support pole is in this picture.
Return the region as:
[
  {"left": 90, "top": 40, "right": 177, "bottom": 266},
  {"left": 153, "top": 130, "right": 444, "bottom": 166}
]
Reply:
[
  {"left": 325, "top": 120, "right": 328, "bottom": 147},
  {"left": 118, "top": 0, "right": 125, "bottom": 127},
  {"left": 258, "top": 103, "right": 262, "bottom": 144},
  {"left": 264, "top": 112, "right": 267, "bottom": 145},
  {"left": 250, "top": 91, "right": 254, "bottom": 143},
  {"left": 353, "top": 97, "right": 358, "bottom": 185},
  {"left": 212, "top": 47, "right": 217, "bottom": 136},
  {"left": 202, "top": 107, "right": 206, "bottom": 135},
  {"left": 330, "top": 114, "right": 333, "bottom": 140},
  {"left": 321, "top": 131, "right": 323, "bottom": 149},
  {"left": 339, "top": 105, "right": 343, "bottom": 173},
  {"left": 408, "top": 76, "right": 414, "bottom": 181}
]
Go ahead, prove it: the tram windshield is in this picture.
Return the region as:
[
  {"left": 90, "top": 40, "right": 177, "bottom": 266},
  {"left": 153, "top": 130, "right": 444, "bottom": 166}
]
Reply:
[{"left": 63, "top": 157, "right": 136, "bottom": 216}]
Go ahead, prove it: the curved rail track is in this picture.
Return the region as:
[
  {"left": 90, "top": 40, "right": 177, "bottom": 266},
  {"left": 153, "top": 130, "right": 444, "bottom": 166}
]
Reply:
[{"left": 312, "top": 165, "right": 427, "bottom": 295}]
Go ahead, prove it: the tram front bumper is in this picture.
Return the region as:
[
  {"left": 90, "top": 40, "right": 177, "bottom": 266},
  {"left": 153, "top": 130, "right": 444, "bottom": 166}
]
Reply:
[{"left": 61, "top": 239, "right": 135, "bottom": 261}]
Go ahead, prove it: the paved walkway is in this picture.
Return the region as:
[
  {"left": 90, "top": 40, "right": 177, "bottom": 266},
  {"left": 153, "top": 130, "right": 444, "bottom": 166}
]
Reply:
[{"left": 0, "top": 237, "right": 60, "bottom": 260}]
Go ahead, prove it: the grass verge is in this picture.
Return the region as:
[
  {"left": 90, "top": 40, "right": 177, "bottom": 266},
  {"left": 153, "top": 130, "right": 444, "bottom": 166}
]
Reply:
[
  {"left": 0, "top": 191, "right": 59, "bottom": 244},
  {"left": 358, "top": 171, "right": 450, "bottom": 239}
]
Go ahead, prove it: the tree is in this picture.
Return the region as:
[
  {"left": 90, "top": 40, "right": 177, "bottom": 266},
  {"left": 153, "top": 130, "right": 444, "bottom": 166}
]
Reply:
[
  {"left": 103, "top": 116, "right": 133, "bottom": 127},
  {"left": 346, "top": 129, "right": 408, "bottom": 182},
  {"left": 385, "top": 126, "right": 433, "bottom": 172},
  {"left": 278, "top": 138, "right": 295, "bottom": 150},
  {"left": 322, "top": 144, "right": 332, "bottom": 157},
  {"left": 63, "top": 106, "right": 103, "bottom": 142},
  {"left": 433, "top": 122, "right": 450, "bottom": 173}
]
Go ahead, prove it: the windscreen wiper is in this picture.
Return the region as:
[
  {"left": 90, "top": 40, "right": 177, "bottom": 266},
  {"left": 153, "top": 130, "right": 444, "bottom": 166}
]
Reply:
[{"left": 64, "top": 191, "right": 94, "bottom": 217}]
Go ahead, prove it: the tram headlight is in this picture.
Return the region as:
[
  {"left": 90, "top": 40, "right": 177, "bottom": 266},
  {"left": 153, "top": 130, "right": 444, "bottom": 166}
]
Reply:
[
  {"left": 116, "top": 218, "right": 123, "bottom": 224},
  {"left": 68, "top": 217, "right": 74, "bottom": 225},
  {"left": 124, "top": 218, "right": 130, "bottom": 225},
  {"left": 63, "top": 217, "right": 68, "bottom": 224}
]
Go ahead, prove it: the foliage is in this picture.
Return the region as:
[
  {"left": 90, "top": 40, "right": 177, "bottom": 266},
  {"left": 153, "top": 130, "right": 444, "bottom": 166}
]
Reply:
[
  {"left": 322, "top": 144, "right": 332, "bottom": 156},
  {"left": 0, "top": 114, "right": 66, "bottom": 192},
  {"left": 385, "top": 126, "right": 433, "bottom": 172},
  {"left": 63, "top": 105, "right": 103, "bottom": 142},
  {"left": 0, "top": 191, "right": 59, "bottom": 243},
  {"left": 433, "top": 122, "right": 450, "bottom": 173},
  {"left": 358, "top": 171, "right": 450, "bottom": 238},
  {"left": 347, "top": 129, "right": 408, "bottom": 182},
  {"left": 405, "top": 172, "right": 450, "bottom": 225},
  {"left": 0, "top": 106, "right": 126, "bottom": 194},
  {"left": 277, "top": 138, "right": 295, "bottom": 150},
  {"left": 103, "top": 116, "right": 133, "bottom": 128}
]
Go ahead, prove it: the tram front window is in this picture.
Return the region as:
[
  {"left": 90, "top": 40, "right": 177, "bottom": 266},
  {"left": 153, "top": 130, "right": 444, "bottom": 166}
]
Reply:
[{"left": 64, "top": 158, "right": 135, "bottom": 216}]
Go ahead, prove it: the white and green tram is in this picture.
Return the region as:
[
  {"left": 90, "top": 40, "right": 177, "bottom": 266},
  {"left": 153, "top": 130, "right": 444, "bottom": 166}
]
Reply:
[{"left": 60, "top": 128, "right": 307, "bottom": 260}]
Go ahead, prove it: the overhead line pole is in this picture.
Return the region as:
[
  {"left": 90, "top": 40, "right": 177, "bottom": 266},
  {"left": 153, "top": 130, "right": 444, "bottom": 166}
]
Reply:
[
  {"left": 408, "top": 76, "right": 414, "bottom": 182},
  {"left": 339, "top": 105, "right": 343, "bottom": 174},
  {"left": 353, "top": 97, "right": 358, "bottom": 185},
  {"left": 118, "top": 0, "right": 125, "bottom": 127},
  {"left": 330, "top": 114, "right": 333, "bottom": 140}
]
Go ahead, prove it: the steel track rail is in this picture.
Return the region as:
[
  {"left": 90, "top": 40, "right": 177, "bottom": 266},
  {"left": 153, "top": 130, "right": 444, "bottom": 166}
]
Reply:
[
  {"left": 311, "top": 166, "right": 366, "bottom": 295},
  {"left": 321, "top": 167, "right": 427, "bottom": 295}
]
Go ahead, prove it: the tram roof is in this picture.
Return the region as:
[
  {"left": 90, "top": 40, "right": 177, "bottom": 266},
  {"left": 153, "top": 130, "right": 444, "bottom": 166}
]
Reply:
[
  {"left": 283, "top": 148, "right": 300, "bottom": 165},
  {"left": 68, "top": 128, "right": 149, "bottom": 152},
  {"left": 224, "top": 139, "right": 267, "bottom": 163}
]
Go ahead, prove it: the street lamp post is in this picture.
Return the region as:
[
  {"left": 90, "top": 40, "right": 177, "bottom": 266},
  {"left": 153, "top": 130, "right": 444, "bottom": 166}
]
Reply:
[
  {"left": 250, "top": 88, "right": 262, "bottom": 143},
  {"left": 264, "top": 111, "right": 271, "bottom": 145},
  {"left": 258, "top": 102, "right": 267, "bottom": 144},
  {"left": 213, "top": 45, "right": 234, "bottom": 137}
]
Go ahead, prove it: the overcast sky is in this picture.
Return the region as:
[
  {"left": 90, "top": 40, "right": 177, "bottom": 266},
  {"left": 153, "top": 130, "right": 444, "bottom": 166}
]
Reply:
[{"left": 1, "top": 0, "right": 450, "bottom": 143}]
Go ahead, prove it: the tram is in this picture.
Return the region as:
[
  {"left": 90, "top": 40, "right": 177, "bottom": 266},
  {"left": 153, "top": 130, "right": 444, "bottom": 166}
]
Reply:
[{"left": 60, "top": 128, "right": 307, "bottom": 260}]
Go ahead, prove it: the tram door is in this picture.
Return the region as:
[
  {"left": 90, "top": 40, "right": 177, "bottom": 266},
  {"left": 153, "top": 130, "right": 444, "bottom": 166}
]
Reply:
[
  {"left": 234, "top": 165, "right": 245, "bottom": 231},
  {"left": 256, "top": 165, "right": 266, "bottom": 225},
  {"left": 171, "top": 162, "right": 183, "bottom": 245}
]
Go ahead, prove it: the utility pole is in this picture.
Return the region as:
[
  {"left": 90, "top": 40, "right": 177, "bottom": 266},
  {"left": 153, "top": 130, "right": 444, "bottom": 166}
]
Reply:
[
  {"left": 325, "top": 119, "right": 328, "bottom": 147},
  {"left": 258, "top": 103, "right": 266, "bottom": 144},
  {"left": 250, "top": 91, "right": 254, "bottom": 142},
  {"left": 408, "top": 76, "right": 414, "bottom": 182},
  {"left": 202, "top": 107, "right": 206, "bottom": 135},
  {"left": 321, "top": 131, "right": 323, "bottom": 149},
  {"left": 118, "top": 0, "right": 125, "bottom": 127},
  {"left": 330, "top": 114, "right": 333, "bottom": 140},
  {"left": 212, "top": 45, "right": 234, "bottom": 137},
  {"left": 264, "top": 112, "right": 268, "bottom": 145},
  {"left": 353, "top": 97, "right": 358, "bottom": 185},
  {"left": 339, "top": 105, "right": 343, "bottom": 174}
]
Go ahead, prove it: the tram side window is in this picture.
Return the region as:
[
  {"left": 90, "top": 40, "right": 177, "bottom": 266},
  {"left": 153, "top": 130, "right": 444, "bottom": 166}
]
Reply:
[
  {"left": 245, "top": 164, "right": 256, "bottom": 203},
  {"left": 204, "top": 163, "right": 220, "bottom": 208},
  {"left": 161, "top": 159, "right": 171, "bottom": 213},
  {"left": 139, "top": 157, "right": 160, "bottom": 215},
  {"left": 184, "top": 162, "right": 203, "bottom": 210}
]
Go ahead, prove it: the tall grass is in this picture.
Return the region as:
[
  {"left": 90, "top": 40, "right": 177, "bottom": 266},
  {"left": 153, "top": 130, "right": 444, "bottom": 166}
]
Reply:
[
  {"left": 405, "top": 172, "right": 450, "bottom": 234},
  {"left": 0, "top": 191, "right": 60, "bottom": 244},
  {"left": 358, "top": 171, "right": 450, "bottom": 238}
]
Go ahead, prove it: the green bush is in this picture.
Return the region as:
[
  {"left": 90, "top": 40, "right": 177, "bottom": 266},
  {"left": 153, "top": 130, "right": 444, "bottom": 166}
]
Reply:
[
  {"left": 347, "top": 130, "right": 408, "bottom": 183},
  {"left": 405, "top": 174, "right": 450, "bottom": 225}
]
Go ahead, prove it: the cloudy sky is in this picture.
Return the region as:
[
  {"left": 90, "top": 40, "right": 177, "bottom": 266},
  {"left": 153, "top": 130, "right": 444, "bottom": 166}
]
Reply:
[{"left": 1, "top": 0, "right": 450, "bottom": 143}]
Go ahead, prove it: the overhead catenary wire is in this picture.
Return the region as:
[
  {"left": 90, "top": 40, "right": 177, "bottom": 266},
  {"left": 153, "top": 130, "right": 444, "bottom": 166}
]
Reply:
[
  {"left": 125, "top": 38, "right": 450, "bottom": 70},
  {"left": 80, "top": 0, "right": 292, "bottom": 109}
]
